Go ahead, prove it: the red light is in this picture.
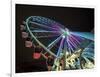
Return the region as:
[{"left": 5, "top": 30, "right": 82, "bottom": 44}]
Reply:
[
  {"left": 45, "top": 54, "right": 49, "bottom": 57},
  {"left": 33, "top": 52, "right": 41, "bottom": 59}
]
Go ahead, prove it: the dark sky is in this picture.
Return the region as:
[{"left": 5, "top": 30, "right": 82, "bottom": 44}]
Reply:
[
  {"left": 16, "top": 4, "right": 94, "bottom": 32},
  {"left": 15, "top": 4, "right": 94, "bottom": 73}
]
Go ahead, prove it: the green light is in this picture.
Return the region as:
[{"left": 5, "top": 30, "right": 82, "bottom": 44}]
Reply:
[
  {"left": 63, "top": 31, "right": 68, "bottom": 36},
  {"left": 62, "top": 28, "right": 70, "bottom": 38},
  {"left": 63, "top": 28, "right": 70, "bottom": 36}
]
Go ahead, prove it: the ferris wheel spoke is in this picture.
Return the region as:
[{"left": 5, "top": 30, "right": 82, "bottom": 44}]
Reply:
[
  {"left": 32, "top": 30, "right": 61, "bottom": 39},
  {"left": 47, "top": 34, "right": 63, "bottom": 49},
  {"left": 31, "top": 30, "right": 61, "bottom": 33},
  {"left": 70, "top": 32, "right": 94, "bottom": 41},
  {"left": 67, "top": 37, "right": 75, "bottom": 53},
  {"left": 63, "top": 38, "right": 68, "bottom": 52},
  {"left": 36, "top": 34, "right": 60, "bottom": 38},
  {"left": 29, "top": 21, "right": 60, "bottom": 31},
  {"left": 70, "top": 34, "right": 81, "bottom": 44},
  {"left": 68, "top": 36, "right": 78, "bottom": 48},
  {"left": 65, "top": 37, "right": 71, "bottom": 53},
  {"left": 66, "top": 37, "right": 74, "bottom": 54},
  {"left": 68, "top": 37, "right": 77, "bottom": 49},
  {"left": 56, "top": 37, "right": 64, "bottom": 57},
  {"left": 67, "top": 40, "right": 74, "bottom": 53}
]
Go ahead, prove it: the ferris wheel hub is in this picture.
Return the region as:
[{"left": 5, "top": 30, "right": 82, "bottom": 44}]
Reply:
[{"left": 62, "top": 28, "right": 70, "bottom": 38}]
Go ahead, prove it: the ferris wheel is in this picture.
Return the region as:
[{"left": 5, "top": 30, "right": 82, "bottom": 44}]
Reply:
[{"left": 20, "top": 16, "right": 94, "bottom": 71}]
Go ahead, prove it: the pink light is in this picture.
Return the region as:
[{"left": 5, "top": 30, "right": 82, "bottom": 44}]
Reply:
[
  {"left": 33, "top": 52, "right": 41, "bottom": 59},
  {"left": 25, "top": 41, "right": 32, "bottom": 48},
  {"left": 20, "top": 25, "right": 25, "bottom": 30},
  {"left": 22, "top": 32, "right": 28, "bottom": 38}
]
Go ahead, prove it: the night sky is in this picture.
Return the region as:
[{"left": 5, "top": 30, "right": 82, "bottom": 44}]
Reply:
[{"left": 16, "top": 4, "right": 94, "bottom": 73}]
